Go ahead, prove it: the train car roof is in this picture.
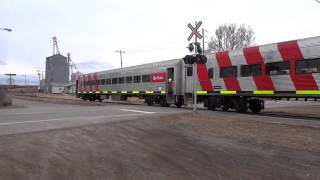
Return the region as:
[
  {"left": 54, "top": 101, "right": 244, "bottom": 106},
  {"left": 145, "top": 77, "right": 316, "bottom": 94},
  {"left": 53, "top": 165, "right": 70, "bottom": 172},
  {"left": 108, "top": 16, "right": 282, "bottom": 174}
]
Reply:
[
  {"left": 95, "top": 58, "right": 181, "bottom": 74},
  {"left": 204, "top": 35, "right": 320, "bottom": 55}
]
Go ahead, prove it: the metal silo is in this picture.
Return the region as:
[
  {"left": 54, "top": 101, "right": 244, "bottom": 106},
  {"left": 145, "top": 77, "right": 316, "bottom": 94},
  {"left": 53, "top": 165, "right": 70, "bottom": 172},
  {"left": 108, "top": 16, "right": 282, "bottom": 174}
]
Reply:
[{"left": 45, "top": 54, "right": 69, "bottom": 93}]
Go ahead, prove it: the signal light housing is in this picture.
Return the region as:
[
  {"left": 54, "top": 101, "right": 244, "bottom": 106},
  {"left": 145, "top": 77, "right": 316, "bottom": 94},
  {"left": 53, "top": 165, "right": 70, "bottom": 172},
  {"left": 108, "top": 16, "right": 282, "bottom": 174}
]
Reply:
[
  {"left": 195, "top": 54, "right": 207, "bottom": 64},
  {"left": 184, "top": 54, "right": 207, "bottom": 64},
  {"left": 183, "top": 55, "right": 195, "bottom": 64}
]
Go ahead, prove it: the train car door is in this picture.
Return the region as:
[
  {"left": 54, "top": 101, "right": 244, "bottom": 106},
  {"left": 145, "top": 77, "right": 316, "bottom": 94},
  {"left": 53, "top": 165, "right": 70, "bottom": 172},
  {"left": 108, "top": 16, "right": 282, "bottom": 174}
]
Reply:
[
  {"left": 185, "top": 65, "right": 194, "bottom": 93},
  {"left": 167, "top": 68, "right": 174, "bottom": 102}
]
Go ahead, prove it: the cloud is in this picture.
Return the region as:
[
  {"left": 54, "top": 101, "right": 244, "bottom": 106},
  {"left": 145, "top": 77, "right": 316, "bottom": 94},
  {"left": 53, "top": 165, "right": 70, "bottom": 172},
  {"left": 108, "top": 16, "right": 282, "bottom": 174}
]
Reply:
[
  {"left": 0, "top": 60, "right": 7, "bottom": 66},
  {"left": 75, "top": 60, "right": 114, "bottom": 73},
  {"left": 1, "top": 0, "right": 320, "bottom": 75}
]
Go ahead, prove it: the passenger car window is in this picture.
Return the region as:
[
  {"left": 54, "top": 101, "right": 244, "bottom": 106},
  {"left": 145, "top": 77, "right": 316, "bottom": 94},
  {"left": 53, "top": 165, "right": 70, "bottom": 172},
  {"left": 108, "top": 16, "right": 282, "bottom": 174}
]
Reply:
[
  {"left": 112, "top": 78, "right": 118, "bottom": 84},
  {"left": 296, "top": 59, "right": 320, "bottom": 74},
  {"left": 119, "top": 77, "right": 125, "bottom": 84},
  {"left": 266, "top": 61, "right": 290, "bottom": 75},
  {"left": 133, "top": 75, "right": 141, "bottom": 83},
  {"left": 208, "top": 68, "right": 213, "bottom": 79},
  {"left": 220, "top": 66, "right": 237, "bottom": 78},
  {"left": 187, "top": 67, "right": 193, "bottom": 76},
  {"left": 142, "top": 74, "right": 150, "bottom": 82},
  {"left": 100, "top": 79, "right": 105, "bottom": 85},
  {"left": 126, "top": 76, "right": 132, "bottom": 83},
  {"left": 106, "top": 78, "right": 111, "bottom": 85},
  {"left": 241, "top": 64, "right": 262, "bottom": 77}
]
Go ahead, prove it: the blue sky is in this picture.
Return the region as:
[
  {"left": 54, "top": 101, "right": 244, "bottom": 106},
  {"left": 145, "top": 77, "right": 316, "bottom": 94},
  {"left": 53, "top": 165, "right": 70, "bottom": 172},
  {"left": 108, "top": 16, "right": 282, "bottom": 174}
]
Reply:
[{"left": 1, "top": 0, "right": 320, "bottom": 85}]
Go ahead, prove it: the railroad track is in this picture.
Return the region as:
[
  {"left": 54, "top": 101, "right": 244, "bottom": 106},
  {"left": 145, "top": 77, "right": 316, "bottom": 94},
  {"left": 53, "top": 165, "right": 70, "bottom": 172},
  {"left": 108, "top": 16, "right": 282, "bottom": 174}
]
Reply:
[
  {"left": 192, "top": 107, "right": 320, "bottom": 121},
  {"left": 256, "top": 112, "right": 320, "bottom": 121}
]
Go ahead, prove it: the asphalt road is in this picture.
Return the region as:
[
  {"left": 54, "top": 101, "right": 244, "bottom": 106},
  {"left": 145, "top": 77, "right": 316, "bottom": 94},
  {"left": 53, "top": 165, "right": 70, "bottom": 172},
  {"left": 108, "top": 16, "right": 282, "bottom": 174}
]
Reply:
[
  {"left": 0, "top": 98, "right": 319, "bottom": 180},
  {"left": 0, "top": 98, "right": 188, "bottom": 136},
  {"left": 0, "top": 98, "right": 319, "bottom": 136}
]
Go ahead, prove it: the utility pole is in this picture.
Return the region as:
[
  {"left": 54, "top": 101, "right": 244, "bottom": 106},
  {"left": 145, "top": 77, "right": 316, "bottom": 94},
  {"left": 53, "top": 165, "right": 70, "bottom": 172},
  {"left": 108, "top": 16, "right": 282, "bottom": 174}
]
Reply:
[
  {"left": 115, "top": 50, "right": 125, "bottom": 69},
  {"left": 23, "top": 75, "right": 27, "bottom": 87},
  {"left": 37, "top": 70, "right": 41, "bottom": 91},
  {"left": 5, "top": 73, "right": 16, "bottom": 87},
  {"left": 33, "top": 67, "right": 44, "bottom": 81}
]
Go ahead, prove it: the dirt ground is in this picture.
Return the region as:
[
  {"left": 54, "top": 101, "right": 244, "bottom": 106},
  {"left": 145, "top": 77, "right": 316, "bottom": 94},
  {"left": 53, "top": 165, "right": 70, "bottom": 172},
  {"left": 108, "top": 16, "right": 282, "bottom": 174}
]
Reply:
[{"left": 0, "top": 105, "right": 319, "bottom": 180}]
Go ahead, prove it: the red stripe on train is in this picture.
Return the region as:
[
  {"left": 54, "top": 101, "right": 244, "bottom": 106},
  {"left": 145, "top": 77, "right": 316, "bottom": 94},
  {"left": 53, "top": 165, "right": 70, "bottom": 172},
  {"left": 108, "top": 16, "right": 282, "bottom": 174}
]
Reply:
[
  {"left": 78, "top": 75, "right": 83, "bottom": 91},
  {"left": 215, "top": 52, "right": 241, "bottom": 91},
  {"left": 243, "top": 47, "right": 275, "bottom": 90},
  {"left": 83, "top": 75, "right": 87, "bottom": 92},
  {"left": 278, "top": 40, "right": 318, "bottom": 90},
  {"left": 94, "top": 73, "right": 99, "bottom": 92},
  {"left": 196, "top": 64, "right": 213, "bottom": 91},
  {"left": 88, "top": 74, "right": 93, "bottom": 92}
]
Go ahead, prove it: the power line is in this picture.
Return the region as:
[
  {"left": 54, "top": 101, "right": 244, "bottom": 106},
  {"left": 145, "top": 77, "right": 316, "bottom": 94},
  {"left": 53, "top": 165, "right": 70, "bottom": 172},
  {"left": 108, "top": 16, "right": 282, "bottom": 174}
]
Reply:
[{"left": 315, "top": 0, "right": 320, "bottom": 4}]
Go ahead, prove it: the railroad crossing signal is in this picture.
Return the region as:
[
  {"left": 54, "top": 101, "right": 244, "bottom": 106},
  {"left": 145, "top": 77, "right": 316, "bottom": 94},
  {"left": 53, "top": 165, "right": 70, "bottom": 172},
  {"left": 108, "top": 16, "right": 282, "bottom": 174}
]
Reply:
[
  {"left": 187, "top": 21, "right": 203, "bottom": 41},
  {"left": 186, "top": 21, "right": 204, "bottom": 113}
]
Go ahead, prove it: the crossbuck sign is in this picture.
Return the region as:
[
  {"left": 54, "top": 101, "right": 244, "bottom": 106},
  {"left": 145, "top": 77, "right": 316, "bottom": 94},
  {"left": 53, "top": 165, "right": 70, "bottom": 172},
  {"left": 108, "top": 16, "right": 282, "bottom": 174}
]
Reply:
[{"left": 187, "top": 21, "right": 203, "bottom": 41}]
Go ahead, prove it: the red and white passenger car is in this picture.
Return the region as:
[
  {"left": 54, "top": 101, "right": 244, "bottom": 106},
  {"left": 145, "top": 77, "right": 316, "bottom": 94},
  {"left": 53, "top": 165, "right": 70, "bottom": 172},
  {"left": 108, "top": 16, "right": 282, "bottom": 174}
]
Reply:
[{"left": 77, "top": 36, "right": 320, "bottom": 113}]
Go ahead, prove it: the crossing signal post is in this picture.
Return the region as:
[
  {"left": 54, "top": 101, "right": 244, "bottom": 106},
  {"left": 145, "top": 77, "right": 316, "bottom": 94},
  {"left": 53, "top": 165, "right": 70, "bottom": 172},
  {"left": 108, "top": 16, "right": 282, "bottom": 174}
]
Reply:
[{"left": 186, "top": 21, "right": 205, "bottom": 112}]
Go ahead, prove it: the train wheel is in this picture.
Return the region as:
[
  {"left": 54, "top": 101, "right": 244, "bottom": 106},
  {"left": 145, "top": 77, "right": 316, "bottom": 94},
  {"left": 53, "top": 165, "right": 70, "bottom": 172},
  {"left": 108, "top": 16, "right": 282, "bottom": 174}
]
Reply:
[
  {"left": 175, "top": 102, "right": 182, "bottom": 108},
  {"left": 154, "top": 96, "right": 161, "bottom": 104},
  {"left": 160, "top": 96, "right": 169, "bottom": 107},
  {"left": 174, "top": 95, "right": 183, "bottom": 108},
  {"left": 207, "top": 97, "right": 216, "bottom": 110},
  {"left": 249, "top": 99, "right": 263, "bottom": 113},
  {"left": 222, "top": 106, "right": 229, "bottom": 111},
  {"left": 121, "top": 95, "right": 128, "bottom": 101},
  {"left": 222, "top": 97, "right": 230, "bottom": 111},
  {"left": 208, "top": 104, "right": 216, "bottom": 110},
  {"left": 146, "top": 96, "right": 154, "bottom": 106},
  {"left": 236, "top": 98, "right": 248, "bottom": 113},
  {"left": 250, "top": 105, "right": 261, "bottom": 113}
]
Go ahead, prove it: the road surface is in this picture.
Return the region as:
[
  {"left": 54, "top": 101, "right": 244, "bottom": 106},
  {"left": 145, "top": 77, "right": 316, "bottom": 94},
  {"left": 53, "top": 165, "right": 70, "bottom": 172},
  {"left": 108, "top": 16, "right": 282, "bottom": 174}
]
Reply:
[
  {"left": 0, "top": 98, "right": 319, "bottom": 180},
  {"left": 0, "top": 98, "right": 187, "bottom": 136}
]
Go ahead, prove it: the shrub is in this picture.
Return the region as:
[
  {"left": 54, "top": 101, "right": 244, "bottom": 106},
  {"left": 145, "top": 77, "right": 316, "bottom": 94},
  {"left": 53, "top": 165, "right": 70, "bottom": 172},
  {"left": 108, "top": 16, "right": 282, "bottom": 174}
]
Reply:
[{"left": 0, "top": 88, "right": 12, "bottom": 107}]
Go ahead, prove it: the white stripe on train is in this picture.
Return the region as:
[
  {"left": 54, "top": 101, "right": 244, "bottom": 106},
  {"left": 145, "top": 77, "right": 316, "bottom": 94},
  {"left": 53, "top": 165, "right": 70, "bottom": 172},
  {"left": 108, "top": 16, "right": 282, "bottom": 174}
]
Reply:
[
  {"left": 259, "top": 43, "right": 296, "bottom": 91},
  {"left": 229, "top": 49, "right": 257, "bottom": 91},
  {"left": 298, "top": 38, "right": 320, "bottom": 89}
]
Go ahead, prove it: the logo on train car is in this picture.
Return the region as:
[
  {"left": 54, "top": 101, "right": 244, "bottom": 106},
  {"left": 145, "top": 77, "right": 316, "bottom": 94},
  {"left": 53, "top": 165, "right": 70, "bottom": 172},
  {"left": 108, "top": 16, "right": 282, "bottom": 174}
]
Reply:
[{"left": 151, "top": 72, "right": 166, "bottom": 83}]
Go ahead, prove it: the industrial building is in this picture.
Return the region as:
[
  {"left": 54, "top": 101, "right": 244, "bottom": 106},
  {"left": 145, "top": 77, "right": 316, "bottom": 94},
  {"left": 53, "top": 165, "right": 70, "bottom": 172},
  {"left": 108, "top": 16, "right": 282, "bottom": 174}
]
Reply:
[{"left": 44, "top": 54, "right": 69, "bottom": 93}]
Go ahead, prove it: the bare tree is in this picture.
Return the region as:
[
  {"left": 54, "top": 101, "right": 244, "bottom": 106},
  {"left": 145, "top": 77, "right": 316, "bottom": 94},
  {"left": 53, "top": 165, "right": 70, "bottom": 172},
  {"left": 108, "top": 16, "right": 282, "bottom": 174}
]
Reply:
[{"left": 208, "top": 23, "right": 255, "bottom": 52}]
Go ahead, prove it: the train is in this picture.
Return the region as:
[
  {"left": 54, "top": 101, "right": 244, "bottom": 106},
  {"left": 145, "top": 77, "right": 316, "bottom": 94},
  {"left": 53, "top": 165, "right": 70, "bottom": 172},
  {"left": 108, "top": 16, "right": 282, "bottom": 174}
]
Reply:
[{"left": 76, "top": 36, "right": 320, "bottom": 113}]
